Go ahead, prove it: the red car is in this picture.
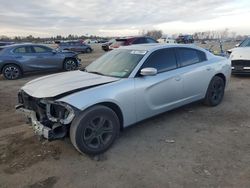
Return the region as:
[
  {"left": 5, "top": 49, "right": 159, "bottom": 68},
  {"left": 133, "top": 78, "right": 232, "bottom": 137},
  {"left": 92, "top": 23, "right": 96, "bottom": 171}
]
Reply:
[{"left": 109, "top": 36, "right": 158, "bottom": 50}]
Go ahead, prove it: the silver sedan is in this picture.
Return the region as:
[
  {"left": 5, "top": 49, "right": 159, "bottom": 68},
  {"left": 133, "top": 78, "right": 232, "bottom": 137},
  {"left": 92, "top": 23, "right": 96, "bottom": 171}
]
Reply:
[{"left": 16, "top": 44, "right": 231, "bottom": 155}]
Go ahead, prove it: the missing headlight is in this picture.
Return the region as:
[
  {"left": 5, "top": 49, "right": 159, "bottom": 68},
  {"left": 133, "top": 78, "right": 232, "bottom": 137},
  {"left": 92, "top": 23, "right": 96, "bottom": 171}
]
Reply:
[{"left": 41, "top": 100, "right": 75, "bottom": 124}]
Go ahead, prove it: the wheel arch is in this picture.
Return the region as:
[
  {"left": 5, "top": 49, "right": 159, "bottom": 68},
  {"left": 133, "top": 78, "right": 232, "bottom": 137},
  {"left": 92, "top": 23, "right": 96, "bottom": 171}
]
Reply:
[
  {"left": 214, "top": 73, "right": 226, "bottom": 85},
  {"left": 81, "top": 102, "right": 124, "bottom": 131},
  {"left": 63, "top": 57, "right": 78, "bottom": 69},
  {"left": 97, "top": 102, "right": 124, "bottom": 131}
]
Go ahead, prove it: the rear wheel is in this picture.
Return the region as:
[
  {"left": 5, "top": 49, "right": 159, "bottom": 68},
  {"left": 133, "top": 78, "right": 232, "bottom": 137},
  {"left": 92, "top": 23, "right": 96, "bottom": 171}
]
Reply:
[
  {"left": 63, "top": 58, "right": 77, "bottom": 71},
  {"left": 70, "top": 105, "right": 120, "bottom": 155},
  {"left": 204, "top": 76, "right": 225, "bottom": 106},
  {"left": 86, "top": 48, "right": 92, "bottom": 53},
  {"left": 2, "top": 64, "right": 22, "bottom": 80}
]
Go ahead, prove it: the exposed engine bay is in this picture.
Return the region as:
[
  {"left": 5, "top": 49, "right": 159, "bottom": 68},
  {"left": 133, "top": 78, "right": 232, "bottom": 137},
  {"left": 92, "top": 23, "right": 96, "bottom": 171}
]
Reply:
[{"left": 16, "top": 90, "right": 77, "bottom": 140}]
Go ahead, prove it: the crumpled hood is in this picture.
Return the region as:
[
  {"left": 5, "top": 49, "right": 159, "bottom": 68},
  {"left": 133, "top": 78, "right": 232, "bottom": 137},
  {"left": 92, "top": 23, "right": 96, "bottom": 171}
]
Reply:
[{"left": 22, "top": 70, "right": 120, "bottom": 98}]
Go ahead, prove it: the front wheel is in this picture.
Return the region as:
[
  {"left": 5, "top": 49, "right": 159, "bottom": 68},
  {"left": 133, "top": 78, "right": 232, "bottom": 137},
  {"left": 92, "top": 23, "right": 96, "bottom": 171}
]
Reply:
[
  {"left": 70, "top": 105, "right": 120, "bottom": 155},
  {"left": 63, "top": 58, "right": 78, "bottom": 71},
  {"left": 204, "top": 76, "right": 225, "bottom": 106}
]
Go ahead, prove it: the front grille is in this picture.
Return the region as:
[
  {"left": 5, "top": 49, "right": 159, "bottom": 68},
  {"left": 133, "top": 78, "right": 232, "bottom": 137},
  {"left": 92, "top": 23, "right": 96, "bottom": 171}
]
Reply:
[{"left": 232, "top": 60, "right": 250, "bottom": 66}]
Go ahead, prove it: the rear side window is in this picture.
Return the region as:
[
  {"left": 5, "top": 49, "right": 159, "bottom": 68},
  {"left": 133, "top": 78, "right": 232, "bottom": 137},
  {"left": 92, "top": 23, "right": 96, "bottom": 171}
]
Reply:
[
  {"left": 142, "top": 48, "right": 177, "bottom": 73},
  {"left": 13, "top": 47, "right": 26, "bottom": 53},
  {"left": 177, "top": 48, "right": 206, "bottom": 67},
  {"left": 112, "top": 40, "right": 126, "bottom": 46},
  {"left": 33, "top": 46, "right": 51, "bottom": 53},
  {"left": 133, "top": 38, "right": 145, "bottom": 44},
  {"left": 145, "top": 38, "right": 157, "bottom": 43}
]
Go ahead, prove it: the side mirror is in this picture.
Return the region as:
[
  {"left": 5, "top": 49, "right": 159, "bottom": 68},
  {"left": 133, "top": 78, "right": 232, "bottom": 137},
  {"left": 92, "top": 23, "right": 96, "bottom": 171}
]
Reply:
[
  {"left": 235, "top": 43, "right": 239, "bottom": 47},
  {"left": 140, "top": 67, "right": 157, "bottom": 76}
]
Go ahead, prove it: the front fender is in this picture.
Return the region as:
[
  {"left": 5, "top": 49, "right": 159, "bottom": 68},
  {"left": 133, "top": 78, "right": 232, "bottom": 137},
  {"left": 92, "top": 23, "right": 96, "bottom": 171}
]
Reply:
[{"left": 57, "top": 79, "right": 137, "bottom": 127}]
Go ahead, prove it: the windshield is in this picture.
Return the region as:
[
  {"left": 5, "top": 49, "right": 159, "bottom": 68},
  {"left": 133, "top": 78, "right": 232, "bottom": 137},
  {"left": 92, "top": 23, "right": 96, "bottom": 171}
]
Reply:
[
  {"left": 85, "top": 49, "right": 146, "bottom": 78},
  {"left": 239, "top": 38, "right": 250, "bottom": 47}
]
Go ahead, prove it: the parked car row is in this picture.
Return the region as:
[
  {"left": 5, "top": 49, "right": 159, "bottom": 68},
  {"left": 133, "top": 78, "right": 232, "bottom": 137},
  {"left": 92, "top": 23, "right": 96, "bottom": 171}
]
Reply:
[
  {"left": 101, "top": 35, "right": 194, "bottom": 52},
  {"left": 57, "top": 40, "right": 93, "bottom": 53},
  {"left": 101, "top": 36, "right": 158, "bottom": 51}
]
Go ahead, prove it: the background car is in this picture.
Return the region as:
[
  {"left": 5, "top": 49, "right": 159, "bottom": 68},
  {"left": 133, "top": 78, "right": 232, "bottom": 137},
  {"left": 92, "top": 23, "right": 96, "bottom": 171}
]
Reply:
[
  {"left": 227, "top": 37, "right": 250, "bottom": 54},
  {"left": 16, "top": 44, "right": 231, "bottom": 155},
  {"left": 157, "top": 36, "right": 176, "bottom": 44},
  {"left": 176, "top": 35, "right": 194, "bottom": 44},
  {"left": 101, "top": 39, "right": 116, "bottom": 51},
  {"left": 0, "top": 41, "right": 15, "bottom": 46},
  {"left": 57, "top": 41, "right": 93, "bottom": 53},
  {"left": 109, "top": 36, "right": 158, "bottom": 50},
  {"left": 97, "top": 39, "right": 109, "bottom": 43},
  {"left": 0, "top": 43, "right": 80, "bottom": 79},
  {"left": 230, "top": 46, "right": 250, "bottom": 74},
  {"left": 84, "top": 39, "right": 98, "bottom": 44}
]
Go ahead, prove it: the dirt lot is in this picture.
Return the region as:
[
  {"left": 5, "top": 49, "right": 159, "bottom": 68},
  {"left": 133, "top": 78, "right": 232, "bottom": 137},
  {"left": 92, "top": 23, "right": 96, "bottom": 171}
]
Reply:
[{"left": 0, "top": 44, "right": 250, "bottom": 188}]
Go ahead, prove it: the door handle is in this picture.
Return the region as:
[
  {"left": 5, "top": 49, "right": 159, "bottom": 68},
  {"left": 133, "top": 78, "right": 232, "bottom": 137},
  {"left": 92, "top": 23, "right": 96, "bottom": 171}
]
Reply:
[
  {"left": 175, "top": 76, "right": 181, "bottom": 81},
  {"left": 206, "top": 67, "right": 211, "bottom": 71}
]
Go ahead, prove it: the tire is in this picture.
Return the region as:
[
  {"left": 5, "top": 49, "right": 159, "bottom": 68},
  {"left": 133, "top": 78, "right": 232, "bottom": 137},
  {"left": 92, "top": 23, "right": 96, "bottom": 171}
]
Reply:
[
  {"left": 2, "top": 64, "right": 22, "bottom": 80},
  {"left": 70, "top": 105, "right": 120, "bottom": 155},
  {"left": 86, "top": 48, "right": 92, "bottom": 53},
  {"left": 204, "top": 76, "right": 225, "bottom": 106},
  {"left": 63, "top": 58, "right": 77, "bottom": 71}
]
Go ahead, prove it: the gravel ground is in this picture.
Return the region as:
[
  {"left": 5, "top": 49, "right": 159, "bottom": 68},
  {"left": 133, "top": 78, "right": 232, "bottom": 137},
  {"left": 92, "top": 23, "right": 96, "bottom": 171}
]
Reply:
[{"left": 0, "top": 43, "right": 250, "bottom": 188}]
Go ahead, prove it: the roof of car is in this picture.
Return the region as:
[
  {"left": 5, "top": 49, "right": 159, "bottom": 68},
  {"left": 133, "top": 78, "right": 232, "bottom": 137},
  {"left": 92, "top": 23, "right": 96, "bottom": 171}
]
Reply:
[
  {"left": 1, "top": 43, "right": 49, "bottom": 49},
  {"left": 120, "top": 43, "right": 204, "bottom": 52},
  {"left": 115, "top": 36, "right": 153, "bottom": 40}
]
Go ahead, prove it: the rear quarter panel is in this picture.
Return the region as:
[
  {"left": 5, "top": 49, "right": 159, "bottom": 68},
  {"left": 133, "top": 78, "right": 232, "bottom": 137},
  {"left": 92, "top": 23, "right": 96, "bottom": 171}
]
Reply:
[{"left": 210, "top": 56, "right": 231, "bottom": 88}]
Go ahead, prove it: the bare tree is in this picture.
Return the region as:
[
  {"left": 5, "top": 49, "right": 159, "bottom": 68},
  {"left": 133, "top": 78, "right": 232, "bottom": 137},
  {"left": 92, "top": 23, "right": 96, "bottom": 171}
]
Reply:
[{"left": 145, "top": 30, "right": 163, "bottom": 40}]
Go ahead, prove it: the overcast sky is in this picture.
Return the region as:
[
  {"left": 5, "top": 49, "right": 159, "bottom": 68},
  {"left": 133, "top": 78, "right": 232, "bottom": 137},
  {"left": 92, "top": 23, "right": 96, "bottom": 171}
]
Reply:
[{"left": 0, "top": 0, "right": 249, "bottom": 37}]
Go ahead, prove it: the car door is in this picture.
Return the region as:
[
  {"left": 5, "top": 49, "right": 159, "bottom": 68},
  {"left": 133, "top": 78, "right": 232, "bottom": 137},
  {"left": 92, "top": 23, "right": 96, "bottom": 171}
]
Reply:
[
  {"left": 175, "top": 47, "right": 214, "bottom": 102},
  {"left": 134, "top": 48, "right": 183, "bottom": 121},
  {"left": 12, "top": 46, "right": 40, "bottom": 71},
  {"left": 32, "top": 45, "right": 62, "bottom": 70}
]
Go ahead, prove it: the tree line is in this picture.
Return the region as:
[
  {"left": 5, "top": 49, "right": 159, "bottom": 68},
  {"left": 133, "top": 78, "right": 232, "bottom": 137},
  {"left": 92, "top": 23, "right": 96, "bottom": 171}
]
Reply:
[{"left": 0, "top": 28, "right": 248, "bottom": 42}]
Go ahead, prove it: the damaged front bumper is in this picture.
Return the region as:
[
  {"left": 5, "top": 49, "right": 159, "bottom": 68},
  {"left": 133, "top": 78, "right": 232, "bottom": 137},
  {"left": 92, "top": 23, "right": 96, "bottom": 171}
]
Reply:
[{"left": 16, "top": 104, "right": 53, "bottom": 139}]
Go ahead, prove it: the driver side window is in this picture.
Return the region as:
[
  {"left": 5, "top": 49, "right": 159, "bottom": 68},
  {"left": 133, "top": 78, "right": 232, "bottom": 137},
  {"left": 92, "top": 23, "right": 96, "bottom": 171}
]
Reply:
[{"left": 142, "top": 48, "right": 177, "bottom": 73}]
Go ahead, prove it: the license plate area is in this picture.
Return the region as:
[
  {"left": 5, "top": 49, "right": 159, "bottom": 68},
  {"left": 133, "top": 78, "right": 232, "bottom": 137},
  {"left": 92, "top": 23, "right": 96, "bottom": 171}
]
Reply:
[{"left": 235, "top": 66, "right": 243, "bottom": 71}]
